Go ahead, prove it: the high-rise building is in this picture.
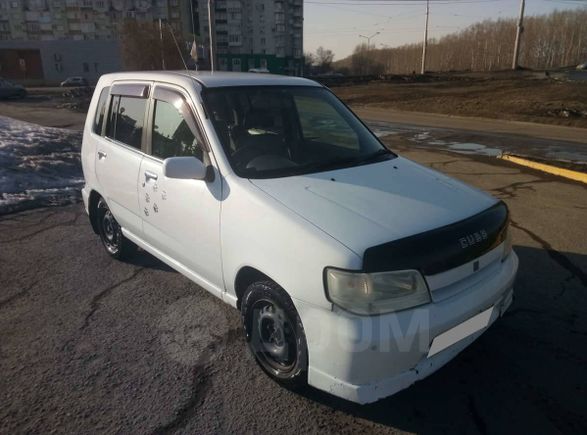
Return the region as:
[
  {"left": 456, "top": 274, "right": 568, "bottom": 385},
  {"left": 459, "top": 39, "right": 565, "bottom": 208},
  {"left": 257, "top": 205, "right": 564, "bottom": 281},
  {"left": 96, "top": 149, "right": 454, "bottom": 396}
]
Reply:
[
  {"left": 0, "top": 0, "right": 188, "bottom": 41},
  {"left": 192, "top": 0, "right": 303, "bottom": 75},
  {"left": 0, "top": 0, "right": 303, "bottom": 84}
]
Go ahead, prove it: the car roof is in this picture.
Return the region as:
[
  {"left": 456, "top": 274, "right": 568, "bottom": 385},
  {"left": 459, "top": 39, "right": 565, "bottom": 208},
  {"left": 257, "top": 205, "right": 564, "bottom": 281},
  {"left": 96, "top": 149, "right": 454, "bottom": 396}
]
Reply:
[{"left": 99, "top": 71, "right": 321, "bottom": 88}]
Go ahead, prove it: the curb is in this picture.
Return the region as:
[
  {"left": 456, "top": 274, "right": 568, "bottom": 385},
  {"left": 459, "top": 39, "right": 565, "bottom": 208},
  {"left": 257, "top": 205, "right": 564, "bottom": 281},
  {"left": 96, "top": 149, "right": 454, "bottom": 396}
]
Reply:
[{"left": 498, "top": 154, "right": 587, "bottom": 185}]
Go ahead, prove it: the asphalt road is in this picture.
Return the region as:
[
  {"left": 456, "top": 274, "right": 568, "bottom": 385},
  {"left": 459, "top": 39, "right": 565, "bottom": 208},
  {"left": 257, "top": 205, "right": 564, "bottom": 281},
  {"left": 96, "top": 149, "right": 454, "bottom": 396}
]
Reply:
[
  {"left": 1, "top": 146, "right": 586, "bottom": 434},
  {"left": 0, "top": 96, "right": 87, "bottom": 130}
]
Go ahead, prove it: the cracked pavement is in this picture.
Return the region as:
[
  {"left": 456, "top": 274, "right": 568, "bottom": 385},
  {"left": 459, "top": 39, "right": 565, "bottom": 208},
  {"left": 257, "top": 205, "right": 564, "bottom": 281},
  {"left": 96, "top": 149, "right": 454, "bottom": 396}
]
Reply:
[{"left": 1, "top": 147, "right": 586, "bottom": 434}]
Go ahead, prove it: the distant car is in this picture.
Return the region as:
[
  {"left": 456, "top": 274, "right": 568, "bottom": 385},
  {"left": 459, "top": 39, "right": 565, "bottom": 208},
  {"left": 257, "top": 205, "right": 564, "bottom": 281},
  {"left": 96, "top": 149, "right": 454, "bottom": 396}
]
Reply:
[
  {"left": 316, "top": 72, "right": 344, "bottom": 78},
  {"left": 60, "top": 77, "right": 88, "bottom": 87},
  {"left": 0, "top": 79, "right": 27, "bottom": 99},
  {"left": 248, "top": 68, "right": 270, "bottom": 73},
  {"left": 577, "top": 62, "right": 587, "bottom": 70}
]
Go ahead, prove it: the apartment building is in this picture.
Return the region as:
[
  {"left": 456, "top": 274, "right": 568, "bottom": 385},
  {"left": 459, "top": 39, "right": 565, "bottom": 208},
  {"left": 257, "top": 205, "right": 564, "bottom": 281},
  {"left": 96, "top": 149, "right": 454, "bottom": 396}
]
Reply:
[
  {"left": 0, "top": 0, "right": 190, "bottom": 84},
  {"left": 0, "top": 0, "right": 304, "bottom": 83},
  {"left": 195, "top": 0, "right": 303, "bottom": 75}
]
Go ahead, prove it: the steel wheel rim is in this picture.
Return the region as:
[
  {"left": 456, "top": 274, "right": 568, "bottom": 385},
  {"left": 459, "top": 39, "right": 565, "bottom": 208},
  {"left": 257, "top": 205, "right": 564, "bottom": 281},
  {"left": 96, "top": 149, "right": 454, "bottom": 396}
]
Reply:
[
  {"left": 251, "top": 299, "right": 297, "bottom": 375},
  {"left": 101, "top": 209, "right": 120, "bottom": 254}
]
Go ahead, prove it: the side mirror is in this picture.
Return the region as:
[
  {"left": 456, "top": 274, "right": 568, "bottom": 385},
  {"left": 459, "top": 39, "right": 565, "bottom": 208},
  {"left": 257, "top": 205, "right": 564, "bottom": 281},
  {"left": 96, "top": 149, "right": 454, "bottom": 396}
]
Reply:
[{"left": 163, "top": 157, "right": 207, "bottom": 180}]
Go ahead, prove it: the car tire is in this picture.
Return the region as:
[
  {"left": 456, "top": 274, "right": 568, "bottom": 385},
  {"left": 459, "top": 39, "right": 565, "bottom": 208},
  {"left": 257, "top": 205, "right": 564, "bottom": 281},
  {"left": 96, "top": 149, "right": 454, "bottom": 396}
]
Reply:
[
  {"left": 96, "top": 198, "right": 137, "bottom": 260},
  {"left": 241, "top": 280, "right": 308, "bottom": 388}
]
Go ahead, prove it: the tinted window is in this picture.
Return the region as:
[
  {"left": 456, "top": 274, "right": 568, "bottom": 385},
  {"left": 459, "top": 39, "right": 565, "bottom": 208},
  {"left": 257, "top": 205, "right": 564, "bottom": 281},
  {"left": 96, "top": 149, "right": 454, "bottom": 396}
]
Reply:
[
  {"left": 92, "top": 86, "right": 109, "bottom": 135},
  {"left": 151, "top": 99, "right": 203, "bottom": 160},
  {"left": 106, "top": 95, "right": 146, "bottom": 149}
]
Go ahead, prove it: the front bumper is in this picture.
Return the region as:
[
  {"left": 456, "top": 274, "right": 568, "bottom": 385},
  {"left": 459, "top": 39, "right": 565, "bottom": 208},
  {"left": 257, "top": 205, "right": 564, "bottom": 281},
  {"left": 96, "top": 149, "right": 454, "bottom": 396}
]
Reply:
[{"left": 296, "top": 250, "right": 518, "bottom": 404}]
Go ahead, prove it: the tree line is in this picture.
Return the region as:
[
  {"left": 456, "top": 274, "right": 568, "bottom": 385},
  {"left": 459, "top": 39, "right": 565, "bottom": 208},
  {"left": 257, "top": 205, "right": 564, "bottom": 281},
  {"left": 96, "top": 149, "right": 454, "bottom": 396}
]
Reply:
[{"left": 334, "top": 8, "right": 587, "bottom": 75}]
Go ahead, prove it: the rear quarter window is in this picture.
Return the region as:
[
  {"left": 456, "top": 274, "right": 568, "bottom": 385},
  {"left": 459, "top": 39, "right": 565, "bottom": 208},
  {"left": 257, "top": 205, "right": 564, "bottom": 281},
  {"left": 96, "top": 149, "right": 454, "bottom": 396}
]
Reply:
[{"left": 92, "top": 86, "right": 110, "bottom": 135}]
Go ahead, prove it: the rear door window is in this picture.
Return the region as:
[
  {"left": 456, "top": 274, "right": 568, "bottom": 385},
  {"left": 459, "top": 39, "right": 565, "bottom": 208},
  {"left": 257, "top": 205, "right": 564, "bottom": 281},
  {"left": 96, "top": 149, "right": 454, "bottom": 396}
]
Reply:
[{"left": 106, "top": 95, "right": 147, "bottom": 150}]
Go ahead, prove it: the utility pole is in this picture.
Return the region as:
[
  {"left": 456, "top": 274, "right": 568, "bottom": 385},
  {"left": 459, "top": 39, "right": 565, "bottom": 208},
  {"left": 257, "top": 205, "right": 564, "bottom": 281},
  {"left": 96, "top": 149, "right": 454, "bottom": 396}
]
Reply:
[
  {"left": 512, "top": 0, "right": 525, "bottom": 70},
  {"left": 208, "top": 0, "right": 216, "bottom": 72},
  {"left": 159, "top": 18, "right": 166, "bottom": 70},
  {"left": 190, "top": 0, "right": 196, "bottom": 40},
  {"left": 421, "top": 0, "right": 429, "bottom": 75},
  {"left": 359, "top": 32, "right": 380, "bottom": 49}
]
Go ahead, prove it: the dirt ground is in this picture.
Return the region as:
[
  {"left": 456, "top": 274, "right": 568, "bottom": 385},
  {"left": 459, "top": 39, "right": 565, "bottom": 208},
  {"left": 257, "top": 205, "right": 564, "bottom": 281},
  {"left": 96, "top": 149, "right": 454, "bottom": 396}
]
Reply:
[{"left": 333, "top": 74, "right": 587, "bottom": 129}]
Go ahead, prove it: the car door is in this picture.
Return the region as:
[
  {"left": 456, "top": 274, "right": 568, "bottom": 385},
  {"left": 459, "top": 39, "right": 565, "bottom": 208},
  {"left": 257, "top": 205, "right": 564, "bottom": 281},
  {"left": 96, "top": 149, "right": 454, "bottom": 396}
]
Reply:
[
  {"left": 138, "top": 83, "right": 224, "bottom": 295},
  {"left": 94, "top": 82, "right": 150, "bottom": 237}
]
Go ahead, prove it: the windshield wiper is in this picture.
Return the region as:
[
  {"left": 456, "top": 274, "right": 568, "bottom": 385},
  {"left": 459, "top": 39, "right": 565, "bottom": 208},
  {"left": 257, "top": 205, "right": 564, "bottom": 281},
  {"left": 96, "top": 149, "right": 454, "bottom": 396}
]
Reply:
[
  {"left": 300, "top": 156, "right": 359, "bottom": 172},
  {"left": 353, "top": 148, "right": 392, "bottom": 164},
  {"left": 298, "top": 150, "right": 392, "bottom": 174}
]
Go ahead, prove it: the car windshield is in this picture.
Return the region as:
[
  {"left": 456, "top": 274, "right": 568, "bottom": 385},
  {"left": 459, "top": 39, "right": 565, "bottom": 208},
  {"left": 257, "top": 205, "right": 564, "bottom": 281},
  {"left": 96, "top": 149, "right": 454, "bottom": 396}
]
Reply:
[{"left": 202, "top": 86, "right": 395, "bottom": 178}]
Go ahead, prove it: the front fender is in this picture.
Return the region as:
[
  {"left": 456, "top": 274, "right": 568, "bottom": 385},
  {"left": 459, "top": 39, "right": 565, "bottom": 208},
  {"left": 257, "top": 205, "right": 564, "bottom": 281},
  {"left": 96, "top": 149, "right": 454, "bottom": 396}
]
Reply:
[{"left": 220, "top": 175, "right": 362, "bottom": 310}]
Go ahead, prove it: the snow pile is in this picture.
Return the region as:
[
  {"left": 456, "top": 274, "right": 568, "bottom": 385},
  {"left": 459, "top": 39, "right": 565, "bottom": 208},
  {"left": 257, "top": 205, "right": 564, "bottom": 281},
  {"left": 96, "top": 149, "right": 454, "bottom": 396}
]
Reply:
[{"left": 0, "top": 116, "right": 84, "bottom": 214}]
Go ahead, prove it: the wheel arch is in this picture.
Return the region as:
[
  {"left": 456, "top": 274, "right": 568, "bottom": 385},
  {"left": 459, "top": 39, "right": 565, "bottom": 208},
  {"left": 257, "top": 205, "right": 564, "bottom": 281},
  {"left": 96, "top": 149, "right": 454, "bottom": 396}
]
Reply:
[
  {"left": 88, "top": 190, "right": 102, "bottom": 234},
  {"left": 234, "top": 266, "right": 279, "bottom": 309}
]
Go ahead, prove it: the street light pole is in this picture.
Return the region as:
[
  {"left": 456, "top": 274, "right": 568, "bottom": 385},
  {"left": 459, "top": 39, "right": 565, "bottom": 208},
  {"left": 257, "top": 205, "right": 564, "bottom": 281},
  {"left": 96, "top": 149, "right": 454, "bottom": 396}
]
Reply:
[
  {"left": 359, "top": 31, "right": 380, "bottom": 49},
  {"left": 420, "top": 0, "right": 429, "bottom": 74},
  {"left": 159, "top": 18, "right": 166, "bottom": 70},
  {"left": 208, "top": 0, "right": 216, "bottom": 72},
  {"left": 190, "top": 0, "right": 196, "bottom": 41}
]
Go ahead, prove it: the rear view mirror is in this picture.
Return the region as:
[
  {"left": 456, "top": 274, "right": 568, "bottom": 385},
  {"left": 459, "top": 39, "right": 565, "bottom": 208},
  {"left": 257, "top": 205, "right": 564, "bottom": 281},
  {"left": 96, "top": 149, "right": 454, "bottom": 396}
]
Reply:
[{"left": 163, "top": 157, "right": 207, "bottom": 180}]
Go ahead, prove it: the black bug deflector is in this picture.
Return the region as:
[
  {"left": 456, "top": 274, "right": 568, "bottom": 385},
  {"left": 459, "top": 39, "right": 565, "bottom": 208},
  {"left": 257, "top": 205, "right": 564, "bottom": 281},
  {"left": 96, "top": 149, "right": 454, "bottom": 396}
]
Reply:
[{"left": 362, "top": 201, "right": 509, "bottom": 276}]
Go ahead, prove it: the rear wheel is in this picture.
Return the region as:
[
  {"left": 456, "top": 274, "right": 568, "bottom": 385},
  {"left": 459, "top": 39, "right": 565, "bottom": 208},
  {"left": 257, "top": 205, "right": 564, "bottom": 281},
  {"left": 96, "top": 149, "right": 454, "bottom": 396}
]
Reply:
[
  {"left": 96, "top": 198, "right": 137, "bottom": 260},
  {"left": 241, "top": 281, "right": 308, "bottom": 387}
]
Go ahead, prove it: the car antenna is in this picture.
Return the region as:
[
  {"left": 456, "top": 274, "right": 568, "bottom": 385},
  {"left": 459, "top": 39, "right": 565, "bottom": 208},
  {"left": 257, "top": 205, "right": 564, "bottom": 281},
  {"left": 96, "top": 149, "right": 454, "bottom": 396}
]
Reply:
[{"left": 167, "top": 22, "right": 189, "bottom": 72}]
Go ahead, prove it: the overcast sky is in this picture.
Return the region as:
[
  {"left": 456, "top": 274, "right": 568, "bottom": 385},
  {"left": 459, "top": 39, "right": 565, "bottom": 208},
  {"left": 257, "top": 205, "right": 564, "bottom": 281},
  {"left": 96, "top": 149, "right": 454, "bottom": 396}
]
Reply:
[{"left": 303, "top": 0, "right": 587, "bottom": 59}]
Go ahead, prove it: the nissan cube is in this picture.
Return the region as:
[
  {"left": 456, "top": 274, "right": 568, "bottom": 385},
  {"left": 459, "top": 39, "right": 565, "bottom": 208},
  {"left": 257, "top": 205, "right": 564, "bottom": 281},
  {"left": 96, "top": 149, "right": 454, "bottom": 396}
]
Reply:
[{"left": 80, "top": 71, "right": 518, "bottom": 404}]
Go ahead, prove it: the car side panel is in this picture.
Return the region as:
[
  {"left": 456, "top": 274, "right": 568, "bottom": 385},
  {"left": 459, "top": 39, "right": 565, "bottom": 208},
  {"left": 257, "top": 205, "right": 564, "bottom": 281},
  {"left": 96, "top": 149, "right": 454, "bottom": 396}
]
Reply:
[
  {"left": 138, "top": 155, "right": 225, "bottom": 297},
  {"left": 94, "top": 138, "right": 143, "bottom": 236}
]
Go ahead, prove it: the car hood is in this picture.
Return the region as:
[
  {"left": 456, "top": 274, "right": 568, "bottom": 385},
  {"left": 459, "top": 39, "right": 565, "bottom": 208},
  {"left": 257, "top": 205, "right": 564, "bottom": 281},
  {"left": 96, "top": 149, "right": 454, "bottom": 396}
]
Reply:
[{"left": 250, "top": 157, "right": 497, "bottom": 256}]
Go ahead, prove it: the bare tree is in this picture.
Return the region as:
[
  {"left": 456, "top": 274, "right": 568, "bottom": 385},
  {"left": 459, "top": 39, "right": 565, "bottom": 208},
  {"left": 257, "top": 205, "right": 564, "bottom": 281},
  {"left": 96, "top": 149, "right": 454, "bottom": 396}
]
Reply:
[
  {"left": 334, "top": 9, "right": 587, "bottom": 74},
  {"left": 315, "top": 46, "right": 335, "bottom": 73},
  {"left": 119, "top": 20, "right": 187, "bottom": 71},
  {"left": 350, "top": 43, "right": 385, "bottom": 75},
  {"left": 304, "top": 52, "right": 317, "bottom": 75}
]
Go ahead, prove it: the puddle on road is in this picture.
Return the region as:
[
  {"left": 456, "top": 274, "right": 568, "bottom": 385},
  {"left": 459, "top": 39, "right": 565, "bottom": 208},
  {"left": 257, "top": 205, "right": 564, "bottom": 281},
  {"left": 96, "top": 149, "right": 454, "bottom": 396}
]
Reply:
[
  {"left": 366, "top": 121, "right": 587, "bottom": 164},
  {"left": 446, "top": 142, "right": 502, "bottom": 157},
  {"left": 368, "top": 122, "right": 503, "bottom": 157}
]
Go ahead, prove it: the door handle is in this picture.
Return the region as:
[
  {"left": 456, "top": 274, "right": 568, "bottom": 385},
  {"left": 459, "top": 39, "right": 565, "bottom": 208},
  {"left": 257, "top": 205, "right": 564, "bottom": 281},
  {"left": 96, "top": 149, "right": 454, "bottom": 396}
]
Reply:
[
  {"left": 145, "top": 170, "right": 158, "bottom": 182},
  {"left": 97, "top": 150, "right": 107, "bottom": 159}
]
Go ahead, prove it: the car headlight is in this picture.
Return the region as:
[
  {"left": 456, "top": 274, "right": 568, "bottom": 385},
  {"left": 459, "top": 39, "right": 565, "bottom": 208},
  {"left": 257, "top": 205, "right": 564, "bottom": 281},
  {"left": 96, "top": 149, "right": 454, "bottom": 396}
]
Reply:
[
  {"left": 325, "top": 268, "right": 431, "bottom": 315},
  {"left": 501, "top": 224, "right": 512, "bottom": 262}
]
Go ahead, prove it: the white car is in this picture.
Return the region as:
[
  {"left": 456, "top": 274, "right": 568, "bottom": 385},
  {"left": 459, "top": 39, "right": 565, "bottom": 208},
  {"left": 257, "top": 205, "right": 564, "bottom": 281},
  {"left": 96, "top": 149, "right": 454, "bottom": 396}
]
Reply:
[
  {"left": 60, "top": 76, "right": 88, "bottom": 87},
  {"left": 81, "top": 71, "right": 518, "bottom": 404},
  {"left": 248, "top": 67, "right": 270, "bottom": 73}
]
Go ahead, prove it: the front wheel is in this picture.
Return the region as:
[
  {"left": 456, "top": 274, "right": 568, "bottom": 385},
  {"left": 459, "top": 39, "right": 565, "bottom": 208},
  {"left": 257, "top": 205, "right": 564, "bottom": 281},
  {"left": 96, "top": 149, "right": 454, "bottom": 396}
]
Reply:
[
  {"left": 96, "top": 198, "right": 137, "bottom": 260},
  {"left": 241, "top": 281, "right": 308, "bottom": 387}
]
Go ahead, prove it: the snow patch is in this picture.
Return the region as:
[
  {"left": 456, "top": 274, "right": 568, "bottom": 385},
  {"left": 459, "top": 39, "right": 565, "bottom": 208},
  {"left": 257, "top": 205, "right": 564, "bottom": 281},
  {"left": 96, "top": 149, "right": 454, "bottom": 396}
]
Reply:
[{"left": 0, "top": 116, "right": 83, "bottom": 214}]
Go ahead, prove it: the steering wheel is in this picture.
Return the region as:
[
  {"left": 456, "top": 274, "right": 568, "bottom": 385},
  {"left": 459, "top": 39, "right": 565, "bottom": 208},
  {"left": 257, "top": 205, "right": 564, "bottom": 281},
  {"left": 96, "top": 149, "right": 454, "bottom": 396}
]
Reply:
[{"left": 231, "top": 141, "right": 283, "bottom": 168}]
